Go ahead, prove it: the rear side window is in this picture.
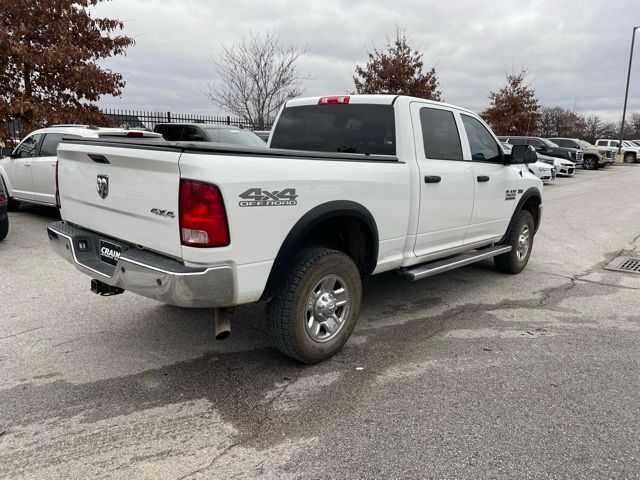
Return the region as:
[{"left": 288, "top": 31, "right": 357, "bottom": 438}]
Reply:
[
  {"left": 461, "top": 115, "right": 501, "bottom": 162},
  {"left": 39, "top": 133, "right": 68, "bottom": 156},
  {"left": 154, "top": 125, "right": 183, "bottom": 141},
  {"left": 270, "top": 104, "right": 396, "bottom": 155},
  {"left": 419, "top": 108, "right": 463, "bottom": 160},
  {"left": 596, "top": 140, "right": 606, "bottom": 146}
]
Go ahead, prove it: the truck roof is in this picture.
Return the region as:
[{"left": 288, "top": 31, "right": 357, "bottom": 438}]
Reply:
[{"left": 286, "top": 94, "right": 477, "bottom": 116}]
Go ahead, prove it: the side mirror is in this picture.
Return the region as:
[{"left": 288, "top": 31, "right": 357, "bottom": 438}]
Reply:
[
  {"left": 510, "top": 144, "right": 538, "bottom": 164},
  {"left": 1, "top": 147, "right": 14, "bottom": 158}
]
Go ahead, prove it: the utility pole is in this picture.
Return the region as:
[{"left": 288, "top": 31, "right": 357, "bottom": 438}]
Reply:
[{"left": 619, "top": 26, "right": 639, "bottom": 155}]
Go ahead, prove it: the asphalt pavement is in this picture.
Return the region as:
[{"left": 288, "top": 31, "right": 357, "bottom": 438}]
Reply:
[{"left": 1, "top": 166, "right": 639, "bottom": 479}]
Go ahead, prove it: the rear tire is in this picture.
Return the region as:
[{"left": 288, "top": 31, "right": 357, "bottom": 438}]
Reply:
[
  {"left": 494, "top": 210, "right": 535, "bottom": 274},
  {"left": 624, "top": 153, "right": 636, "bottom": 163},
  {"left": 265, "top": 247, "right": 362, "bottom": 364}
]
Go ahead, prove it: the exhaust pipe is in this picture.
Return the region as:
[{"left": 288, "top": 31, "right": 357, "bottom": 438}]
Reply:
[
  {"left": 91, "top": 279, "right": 124, "bottom": 296},
  {"left": 214, "top": 307, "right": 231, "bottom": 340}
]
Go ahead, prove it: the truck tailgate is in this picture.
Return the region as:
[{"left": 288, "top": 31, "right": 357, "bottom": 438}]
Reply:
[{"left": 57, "top": 141, "right": 183, "bottom": 258}]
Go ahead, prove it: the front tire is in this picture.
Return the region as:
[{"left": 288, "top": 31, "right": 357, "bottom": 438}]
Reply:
[
  {"left": 0, "top": 215, "right": 7, "bottom": 241},
  {"left": 265, "top": 247, "right": 362, "bottom": 364},
  {"left": 624, "top": 153, "right": 636, "bottom": 163},
  {"left": 494, "top": 210, "right": 535, "bottom": 274},
  {"left": 0, "top": 178, "right": 18, "bottom": 212},
  {"left": 582, "top": 156, "right": 597, "bottom": 170}
]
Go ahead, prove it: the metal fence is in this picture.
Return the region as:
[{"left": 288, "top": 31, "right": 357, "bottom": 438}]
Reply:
[{"left": 101, "top": 109, "right": 262, "bottom": 131}]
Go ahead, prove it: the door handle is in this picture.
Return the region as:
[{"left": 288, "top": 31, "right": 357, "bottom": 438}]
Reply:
[
  {"left": 424, "top": 175, "right": 441, "bottom": 183},
  {"left": 477, "top": 175, "right": 490, "bottom": 182},
  {"left": 23, "top": 163, "right": 31, "bottom": 167}
]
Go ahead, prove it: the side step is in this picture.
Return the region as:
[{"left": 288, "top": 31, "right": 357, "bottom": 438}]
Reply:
[{"left": 402, "top": 245, "right": 512, "bottom": 281}]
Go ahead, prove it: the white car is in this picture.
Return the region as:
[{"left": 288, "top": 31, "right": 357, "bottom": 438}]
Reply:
[
  {"left": 502, "top": 143, "right": 555, "bottom": 183},
  {"left": 48, "top": 94, "right": 543, "bottom": 363},
  {"left": 595, "top": 139, "right": 639, "bottom": 163},
  {"left": 538, "top": 154, "right": 575, "bottom": 177},
  {"left": 0, "top": 125, "right": 161, "bottom": 209}
]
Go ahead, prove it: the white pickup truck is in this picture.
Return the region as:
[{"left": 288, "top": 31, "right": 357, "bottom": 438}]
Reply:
[{"left": 48, "top": 95, "right": 543, "bottom": 363}]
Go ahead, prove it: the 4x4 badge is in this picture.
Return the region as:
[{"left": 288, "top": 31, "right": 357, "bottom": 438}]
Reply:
[
  {"left": 97, "top": 175, "right": 109, "bottom": 199},
  {"left": 239, "top": 188, "right": 298, "bottom": 207}
]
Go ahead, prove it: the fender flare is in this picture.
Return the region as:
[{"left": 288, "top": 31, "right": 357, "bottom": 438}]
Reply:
[
  {"left": 261, "top": 200, "right": 379, "bottom": 300},
  {"left": 499, "top": 187, "right": 542, "bottom": 243}
]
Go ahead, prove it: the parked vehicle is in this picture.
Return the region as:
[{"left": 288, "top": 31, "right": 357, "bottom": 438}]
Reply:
[
  {"left": 0, "top": 176, "right": 8, "bottom": 241},
  {"left": 48, "top": 95, "right": 543, "bottom": 363},
  {"left": 153, "top": 123, "right": 267, "bottom": 148},
  {"left": 0, "top": 126, "right": 162, "bottom": 209},
  {"left": 502, "top": 143, "right": 555, "bottom": 182},
  {"left": 499, "top": 136, "right": 583, "bottom": 166},
  {"left": 548, "top": 137, "right": 614, "bottom": 169},
  {"left": 595, "top": 139, "right": 640, "bottom": 163}
]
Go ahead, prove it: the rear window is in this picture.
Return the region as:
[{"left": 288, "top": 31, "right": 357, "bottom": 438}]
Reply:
[
  {"left": 207, "top": 128, "right": 267, "bottom": 148},
  {"left": 270, "top": 104, "right": 396, "bottom": 155}
]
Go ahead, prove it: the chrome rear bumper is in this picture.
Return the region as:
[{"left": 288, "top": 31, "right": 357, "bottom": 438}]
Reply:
[{"left": 47, "top": 221, "right": 234, "bottom": 308}]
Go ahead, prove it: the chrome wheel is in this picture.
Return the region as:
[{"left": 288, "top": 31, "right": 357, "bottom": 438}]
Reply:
[
  {"left": 516, "top": 225, "right": 530, "bottom": 262},
  {"left": 305, "top": 274, "right": 350, "bottom": 343}
]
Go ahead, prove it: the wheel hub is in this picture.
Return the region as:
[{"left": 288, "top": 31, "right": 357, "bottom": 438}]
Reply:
[
  {"left": 516, "top": 225, "right": 530, "bottom": 262},
  {"left": 305, "top": 274, "right": 350, "bottom": 343}
]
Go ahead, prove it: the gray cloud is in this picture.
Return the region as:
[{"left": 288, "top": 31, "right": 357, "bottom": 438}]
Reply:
[{"left": 94, "top": 0, "right": 640, "bottom": 121}]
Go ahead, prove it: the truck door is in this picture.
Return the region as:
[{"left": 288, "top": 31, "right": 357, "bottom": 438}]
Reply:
[
  {"left": 459, "top": 114, "right": 519, "bottom": 245},
  {"left": 10, "top": 133, "right": 44, "bottom": 201},
  {"left": 410, "top": 103, "right": 475, "bottom": 258}
]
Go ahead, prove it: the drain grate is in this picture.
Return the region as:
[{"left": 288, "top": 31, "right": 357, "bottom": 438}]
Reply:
[{"left": 604, "top": 256, "right": 640, "bottom": 274}]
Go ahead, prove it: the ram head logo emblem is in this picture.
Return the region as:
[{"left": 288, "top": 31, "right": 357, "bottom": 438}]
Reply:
[{"left": 97, "top": 175, "right": 109, "bottom": 199}]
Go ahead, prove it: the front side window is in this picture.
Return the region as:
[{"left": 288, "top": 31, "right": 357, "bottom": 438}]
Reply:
[
  {"left": 596, "top": 140, "right": 606, "bottom": 146},
  {"left": 553, "top": 139, "right": 571, "bottom": 148},
  {"left": 14, "top": 134, "right": 43, "bottom": 158},
  {"left": 270, "top": 104, "right": 396, "bottom": 155},
  {"left": 419, "top": 108, "right": 463, "bottom": 160},
  {"left": 181, "top": 126, "right": 206, "bottom": 141},
  {"left": 461, "top": 115, "right": 501, "bottom": 162}
]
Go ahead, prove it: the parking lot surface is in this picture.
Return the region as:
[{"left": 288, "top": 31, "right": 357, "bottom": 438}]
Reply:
[{"left": 1, "top": 166, "right": 640, "bottom": 479}]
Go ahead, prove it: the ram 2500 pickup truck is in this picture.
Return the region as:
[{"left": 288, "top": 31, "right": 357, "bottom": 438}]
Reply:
[{"left": 48, "top": 95, "right": 543, "bottom": 363}]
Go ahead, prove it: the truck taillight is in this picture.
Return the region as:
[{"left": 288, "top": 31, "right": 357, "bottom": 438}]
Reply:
[
  {"left": 126, "top": 131, "right": 144, "bottom": 137},
  {"left": 179, "top": 179, "right": 229, "bottom": 248},
  {"left": 318, "top": 96, "right": 350, "bottom": 105},
  {"left": 55, "top": 160, "right": 61, "bottom": 208}
]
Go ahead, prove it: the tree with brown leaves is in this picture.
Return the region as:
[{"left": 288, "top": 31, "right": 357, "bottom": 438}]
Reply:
[
  {"left": 207, "top": 32, "right": 308, "bottom": 130},
  {"left": 481, "top": 69, "right": 540, "bottom": 136},
  {"left": 0, "top": 0, "right": 134, "bottom": 140},
  {"left": 354, "top": 29, "right": 442, "bottom": 100}
]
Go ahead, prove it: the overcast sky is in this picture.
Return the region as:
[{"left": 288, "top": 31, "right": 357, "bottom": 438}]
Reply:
[{"left": 93, "top": 0, "right": 639, "bottom": 121}]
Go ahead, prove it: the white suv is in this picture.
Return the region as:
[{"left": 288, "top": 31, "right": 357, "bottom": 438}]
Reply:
[
  {"left": 0, "top": 125, "right": 161, "bottom": 209},
  {"left": 595, "top": 139, "right": 639, "bottom": 163}
]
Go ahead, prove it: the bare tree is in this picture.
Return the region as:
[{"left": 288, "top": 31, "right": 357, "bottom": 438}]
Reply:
[{"left": 206, "top": 32, "right": 308, "bottom": 130}]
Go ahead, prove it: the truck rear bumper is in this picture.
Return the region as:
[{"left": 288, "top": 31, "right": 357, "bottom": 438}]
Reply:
[{"left": 47, "top": 221, "right": 234, "bottom": 308}]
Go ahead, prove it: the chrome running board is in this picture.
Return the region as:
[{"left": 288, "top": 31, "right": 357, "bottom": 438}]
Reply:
[{"left": 402, "top": 245, "right": 512, "bottom": 281}]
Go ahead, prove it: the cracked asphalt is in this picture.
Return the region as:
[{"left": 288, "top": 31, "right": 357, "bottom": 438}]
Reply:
[{"left": 1, "top": 166, "right": 640, "bottom": 479}]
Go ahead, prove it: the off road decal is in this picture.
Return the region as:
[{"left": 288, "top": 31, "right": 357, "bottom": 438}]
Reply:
[
  {"left": 505, "top": 189, "right": 517, "bottom": 201},
  {"left": 239, "top": 188, "right": 298, "bottom": 207}
]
